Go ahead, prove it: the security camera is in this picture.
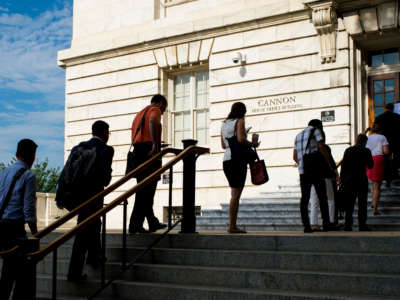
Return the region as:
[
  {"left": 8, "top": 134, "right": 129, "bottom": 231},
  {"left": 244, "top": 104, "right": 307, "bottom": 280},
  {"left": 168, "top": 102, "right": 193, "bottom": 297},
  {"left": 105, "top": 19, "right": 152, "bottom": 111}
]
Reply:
[{"left": 232, "top": 52, "right": 246, "bottom": 64}]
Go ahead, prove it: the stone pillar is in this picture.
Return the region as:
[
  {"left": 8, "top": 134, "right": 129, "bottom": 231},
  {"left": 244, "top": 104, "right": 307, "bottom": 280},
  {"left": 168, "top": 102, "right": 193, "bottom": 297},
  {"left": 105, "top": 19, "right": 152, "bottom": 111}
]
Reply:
[{"left": 305, "top": 1, "right": 338, "bottom": 64}]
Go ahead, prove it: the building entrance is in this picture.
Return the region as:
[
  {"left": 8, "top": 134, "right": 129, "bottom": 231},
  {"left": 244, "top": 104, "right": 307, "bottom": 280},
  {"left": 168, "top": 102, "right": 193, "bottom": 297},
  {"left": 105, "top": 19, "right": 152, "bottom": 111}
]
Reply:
[{"left": 367, "top": 49, "right": 400, "bottom": 126}]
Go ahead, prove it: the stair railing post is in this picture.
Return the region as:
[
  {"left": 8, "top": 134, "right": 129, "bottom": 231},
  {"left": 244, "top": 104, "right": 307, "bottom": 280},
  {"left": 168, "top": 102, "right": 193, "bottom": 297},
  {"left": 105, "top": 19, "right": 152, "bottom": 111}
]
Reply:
[
  {"left": 122, "top": 198, "right": 128, "bottom": 268},
  {"left": 168, "top": 166, "right": 173, "bottom": 230},
  {"left": 181, "top": 139, "right": 199, "bottom": 233}
]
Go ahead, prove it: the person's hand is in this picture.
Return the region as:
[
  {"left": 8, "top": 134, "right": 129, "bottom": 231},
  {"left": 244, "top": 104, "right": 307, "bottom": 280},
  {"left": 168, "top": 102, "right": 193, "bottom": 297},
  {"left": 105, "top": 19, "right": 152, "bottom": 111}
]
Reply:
[
  {"left": 252, "top": 141, "right": 260, "bottom": 148},
  {"left": 336, "top": 174, "right": 341, "bottom": 186}
]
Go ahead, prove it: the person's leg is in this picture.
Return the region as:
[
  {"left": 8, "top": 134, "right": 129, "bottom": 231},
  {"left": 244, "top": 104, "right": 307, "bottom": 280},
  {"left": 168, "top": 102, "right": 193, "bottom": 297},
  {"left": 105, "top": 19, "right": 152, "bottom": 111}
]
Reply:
[
  {"left": 146, "top": 180, "right": 165, "bottom": 231},
  {"left": 129, "top": 175, "right": 147, "bottom": 232},
  {"left": 228, "top": 186, "right": 245, "bottom": 233},
  {"left": 344, "top": 187, "right": 356, "bottom": 230},
  {"left": 325, "top": 178, "right": 336, "bottom": 224},
  {"left": 86, "top": 219, "right": 102, "bottom": 265},
  {"left": 68, "top": 213, "right": 90, "bottom": 279},
  {"left": 358, "top": 181, "right": 369, "bottom": 230},
  {"left": 313, "top": 177, "right": 330, "bottom": 230},
  {"left": 300, "top": 174, "right": 313, "bottom": 232},
  {"left": 309, "top": 185, "right": 320, "bottom": 229},
  {"left": 371, "top": 181, "right": 381, "bottom": 214},
  {"left": 0, "top": 256, "right": 17, "bottom": 300}
]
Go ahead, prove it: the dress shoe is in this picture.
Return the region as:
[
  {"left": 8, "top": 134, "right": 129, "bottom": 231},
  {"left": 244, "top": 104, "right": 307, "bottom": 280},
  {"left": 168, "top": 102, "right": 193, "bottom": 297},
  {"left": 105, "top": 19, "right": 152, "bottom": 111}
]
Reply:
[
  {"left": 129, "top": 227, "right": 149, "bottom": 235},
  {"left": 304, "top": 227, "right": 314, "bottom": 233},
  {"left": 67, "top": 273, "right": 87, "bottom": 283},
  {"left": 149, "top": 223, "right": 167, "bottom": 233}
]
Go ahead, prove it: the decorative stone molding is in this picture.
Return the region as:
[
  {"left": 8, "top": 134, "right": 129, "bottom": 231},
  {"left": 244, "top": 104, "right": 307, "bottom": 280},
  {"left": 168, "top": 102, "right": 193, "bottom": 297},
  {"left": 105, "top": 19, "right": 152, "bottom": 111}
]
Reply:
[
  {"left": 153, "top": 38, "right": 214, "bottom": 69},
  {"left": 305, "top": 1, "right": 338, "bottom": 64}
]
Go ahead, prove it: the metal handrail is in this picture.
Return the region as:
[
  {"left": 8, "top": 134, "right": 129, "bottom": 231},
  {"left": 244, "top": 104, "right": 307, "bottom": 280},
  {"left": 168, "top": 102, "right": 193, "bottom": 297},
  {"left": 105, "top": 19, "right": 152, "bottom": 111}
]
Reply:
[
  {"left": 0, "top": 147, "right": 181, "bottom": 257},
  {"left": 27, "top": 145, "right": 209, "bottom": 262},
  {"left": 88, "top": 218, "right": 183, "bottom": 300}
]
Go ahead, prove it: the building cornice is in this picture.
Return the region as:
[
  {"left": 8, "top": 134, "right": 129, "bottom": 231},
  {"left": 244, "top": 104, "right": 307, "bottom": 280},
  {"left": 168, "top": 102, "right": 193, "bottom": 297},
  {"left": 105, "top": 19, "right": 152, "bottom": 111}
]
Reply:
[{"left": 58, "top": 5, "right": 310, "bottom": 68}]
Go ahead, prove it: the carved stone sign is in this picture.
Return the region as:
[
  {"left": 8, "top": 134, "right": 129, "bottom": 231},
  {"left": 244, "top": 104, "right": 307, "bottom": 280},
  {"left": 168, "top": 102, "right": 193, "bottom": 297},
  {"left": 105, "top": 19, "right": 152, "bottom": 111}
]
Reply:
[{"left": 250, "top": 95, "right": 303, "bottom": 114}]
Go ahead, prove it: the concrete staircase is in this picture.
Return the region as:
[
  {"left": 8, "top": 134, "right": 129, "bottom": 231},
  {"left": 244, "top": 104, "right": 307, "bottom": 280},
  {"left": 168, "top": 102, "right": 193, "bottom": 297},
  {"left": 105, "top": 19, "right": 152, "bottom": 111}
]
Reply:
[
  {"left": 196, "top": 181, "right": 400, "bottom": 231},
  {"left": 35, "top": 232, "right": 400, "bottom": 299}
]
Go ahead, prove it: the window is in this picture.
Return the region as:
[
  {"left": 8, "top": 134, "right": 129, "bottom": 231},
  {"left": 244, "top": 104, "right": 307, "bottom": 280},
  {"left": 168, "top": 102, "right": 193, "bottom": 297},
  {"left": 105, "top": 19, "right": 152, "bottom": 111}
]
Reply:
[
  {"left": 369, "top": 49, "right": 400, "bottom": 67},
  {"left": 368, "top": 73, "right": 399, "bottom": 125},
  {"left": 171, "top": 71, "right": 209, "bottom": 147}
]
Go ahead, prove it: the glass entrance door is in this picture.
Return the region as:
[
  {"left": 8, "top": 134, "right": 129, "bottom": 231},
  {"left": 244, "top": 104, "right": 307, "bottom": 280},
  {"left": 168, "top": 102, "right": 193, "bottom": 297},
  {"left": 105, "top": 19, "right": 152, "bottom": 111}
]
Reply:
[{"left": 368, "top": 73, "right": 399, "bottom": 126}]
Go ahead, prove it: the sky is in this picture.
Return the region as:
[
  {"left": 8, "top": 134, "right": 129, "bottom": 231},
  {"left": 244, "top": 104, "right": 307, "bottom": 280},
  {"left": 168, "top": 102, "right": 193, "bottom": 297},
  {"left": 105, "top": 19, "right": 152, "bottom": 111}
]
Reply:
[{"left": 0, "top": 0, "right": 73, "bottom": 168}]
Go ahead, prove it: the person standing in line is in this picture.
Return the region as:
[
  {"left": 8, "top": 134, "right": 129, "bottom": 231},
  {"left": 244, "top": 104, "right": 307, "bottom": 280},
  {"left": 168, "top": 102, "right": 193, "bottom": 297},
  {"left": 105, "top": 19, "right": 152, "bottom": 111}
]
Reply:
[
  {"left": 293, "top": 119, "right": 336, "bottom": 233},
  {"left": 67, "top": 120, "right": 114, "bottom": 282},
  {"left": 366, "top": 123, "right": 390, "bottom": 215},
  {"left": 0, "top": 139, "right": 38, "bottom": 300},
  {"left": 221, "top": 102, "right": 259, "bottom": 234},
  {"left": 309, "top": 142, "right": 338, "bottom": 231},
  {"left": 340, "top": 134, "right": 374, "bottom": 231},
  {"left": 374, "top": 103, "right": 400, "bottom": 184},
  {"left": 128, "top": 94, "right": 168, "bottom": 234}
]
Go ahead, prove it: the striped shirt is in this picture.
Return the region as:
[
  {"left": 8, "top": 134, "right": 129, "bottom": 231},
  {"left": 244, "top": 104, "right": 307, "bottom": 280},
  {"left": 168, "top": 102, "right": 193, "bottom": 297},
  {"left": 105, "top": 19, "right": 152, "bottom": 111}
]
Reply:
[{"left": 294, "top": 126, "right": 323, "bottom": 174}]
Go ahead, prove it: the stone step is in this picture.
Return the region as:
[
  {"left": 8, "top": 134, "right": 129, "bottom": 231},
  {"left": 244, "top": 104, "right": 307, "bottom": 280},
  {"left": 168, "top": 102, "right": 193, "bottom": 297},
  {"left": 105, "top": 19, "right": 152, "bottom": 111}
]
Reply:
[
  {"left": 38, "top": 248, "right": 400, "bottom": 275},
  {"left": 196, "top": 223, "right": 400, "bottom": 231},
  {"left": 40, "top": 232, "right": 400, "bottom": 253},
  {"left": 126, "top": 263, "right": 400, "bottom": 296},
  {"left": 36, "top": 278, "right": 400, "bottom": 300}
]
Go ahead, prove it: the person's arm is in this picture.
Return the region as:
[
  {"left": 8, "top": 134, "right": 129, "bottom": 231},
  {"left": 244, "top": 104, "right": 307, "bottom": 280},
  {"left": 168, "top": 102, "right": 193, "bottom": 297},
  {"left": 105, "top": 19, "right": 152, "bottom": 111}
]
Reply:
[
  {"left": 221, "top": 135, "right": 227, "bottom": 149},
  {"left": 318, "top": 141, "right": 335, "bottom": 171},
  {"left": 23, "top": 174, "right": 38, "bottom": 235},
  {"left": 366, "top": 148, "right": 374, "bottom": 169},
  {"left": 236, "top": 118, "right": 258, "bottom": 147},
  {"left": 293, "top": 149, "right": 298, "bottom": 164},
  {"left": 382, "top": 145, "right": 390, "bottom": 155},
  {"left": 101, "top": 146, "right": 114, "bottom": 187}
]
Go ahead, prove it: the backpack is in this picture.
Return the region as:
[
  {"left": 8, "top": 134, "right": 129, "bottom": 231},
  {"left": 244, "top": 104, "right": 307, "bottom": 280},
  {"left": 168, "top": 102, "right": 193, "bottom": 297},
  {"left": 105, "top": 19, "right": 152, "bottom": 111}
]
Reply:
[{"left": 55, "top": 144, "right": 97, "bottom": 211}]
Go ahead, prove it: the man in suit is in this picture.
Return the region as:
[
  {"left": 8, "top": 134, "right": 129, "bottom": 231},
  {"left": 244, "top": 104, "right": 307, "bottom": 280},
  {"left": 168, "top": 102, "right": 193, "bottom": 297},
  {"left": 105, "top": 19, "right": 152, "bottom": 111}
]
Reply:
[
  {"left": 0, "top": 139, "right": 38, "bottom": 300},
  {"left": 128, "top": 94, "right": 168, "bottom": 234},
  {"left": 340, "top": 134, "right": 374, "bottom": 231},
  {"left": 67, "top": 120, "right": 114, "bottom": 282}
]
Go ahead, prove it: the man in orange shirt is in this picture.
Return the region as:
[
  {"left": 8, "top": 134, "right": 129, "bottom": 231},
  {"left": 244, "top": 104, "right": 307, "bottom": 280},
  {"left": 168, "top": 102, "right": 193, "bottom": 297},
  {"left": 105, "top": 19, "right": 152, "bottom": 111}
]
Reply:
[{"left": 129, "top": 94, "right": 168, "bottom": 234}]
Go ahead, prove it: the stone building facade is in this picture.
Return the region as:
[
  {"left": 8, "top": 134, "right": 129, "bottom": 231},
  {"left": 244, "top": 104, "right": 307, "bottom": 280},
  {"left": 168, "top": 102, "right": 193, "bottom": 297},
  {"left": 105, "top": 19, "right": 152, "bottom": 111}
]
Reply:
[{"left": 59, "top": 0, "right": 400, "bottom": 228}]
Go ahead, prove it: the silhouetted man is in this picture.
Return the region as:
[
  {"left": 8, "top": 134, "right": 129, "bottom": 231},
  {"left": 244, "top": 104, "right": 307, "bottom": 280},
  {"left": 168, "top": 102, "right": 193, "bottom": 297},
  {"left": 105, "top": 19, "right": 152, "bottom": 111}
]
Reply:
[
  {"left": 67, "top": 120, "right": 114, "bottom": 282},
  {"left": 340, "top": 134, "right": 374, "bottom": 231},
  {"left": 128, "top": 94, "right": 167, "bottom": 234},
  {"left": 374, "top": 103, "right": 400, "bottom": 182},
  {"left": 0, "top": 139, "right": 38, "bottom": 300}
]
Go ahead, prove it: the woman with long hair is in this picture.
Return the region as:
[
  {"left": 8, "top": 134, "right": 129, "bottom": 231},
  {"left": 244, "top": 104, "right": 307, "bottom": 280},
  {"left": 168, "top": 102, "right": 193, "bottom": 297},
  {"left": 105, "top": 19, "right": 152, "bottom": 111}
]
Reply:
[
  {"left": 366, "top": 123, "right": 390, "bottom": 215},
  {"left": 221, "top": 102, "right": 259, "bottom": 233}
]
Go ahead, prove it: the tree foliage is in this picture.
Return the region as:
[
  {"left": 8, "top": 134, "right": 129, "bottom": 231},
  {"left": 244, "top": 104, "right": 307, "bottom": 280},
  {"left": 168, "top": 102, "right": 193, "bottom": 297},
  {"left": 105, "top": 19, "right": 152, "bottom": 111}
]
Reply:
[{"left": 0, "top": 158, "right": 61, "bottom": 193}]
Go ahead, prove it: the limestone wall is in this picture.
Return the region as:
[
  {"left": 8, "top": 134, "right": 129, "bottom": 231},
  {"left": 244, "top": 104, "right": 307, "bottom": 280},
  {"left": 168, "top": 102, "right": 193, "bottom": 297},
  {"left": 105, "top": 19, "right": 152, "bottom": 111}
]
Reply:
[{"left": 63, "top": 0, "right": 352, "bottom": 229}]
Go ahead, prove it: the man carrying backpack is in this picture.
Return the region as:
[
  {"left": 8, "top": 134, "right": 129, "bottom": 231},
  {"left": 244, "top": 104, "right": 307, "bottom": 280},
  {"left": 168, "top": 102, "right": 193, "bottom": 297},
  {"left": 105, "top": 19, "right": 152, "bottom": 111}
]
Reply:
[
  {"left": 62, "top": 120, "right": 114, "bottom": 282},
  {"left": 0, "top": 139, "right": 38, "bottom": 300}
]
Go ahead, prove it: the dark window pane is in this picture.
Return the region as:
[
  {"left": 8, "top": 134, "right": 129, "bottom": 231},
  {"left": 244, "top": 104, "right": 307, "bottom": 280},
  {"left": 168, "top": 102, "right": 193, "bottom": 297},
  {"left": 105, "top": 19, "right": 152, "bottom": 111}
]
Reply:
[
  {"left": 374, "top": 80, "right": 383, "bottom": 92},
  {"left": 374, "top": 94, "right": 383, "bottom": 105},
  {"left": 371, "top": 54, "right": 383, "bottom": 67},
  {"left": 375, "top": 106, "right": 384, "bottom": 116},
  {"left": 386, "top": 92, "right": 395, "bottom": 103},
  {"left": 384, "top": 51, "right": 399, "bottom": 65},
  {"left": 385, "top": 79, "right": 395, "bottom": 91}
]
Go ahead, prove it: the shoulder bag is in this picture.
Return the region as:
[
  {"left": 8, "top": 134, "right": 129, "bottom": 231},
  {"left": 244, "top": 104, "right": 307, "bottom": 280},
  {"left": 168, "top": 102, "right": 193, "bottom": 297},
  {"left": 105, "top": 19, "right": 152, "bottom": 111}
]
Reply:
[
  {"left": 125, "top": 108, "right": 150, "bottom": 176},
  {"left": 249, "top": 148, "right": 269, "bottom": 185},
  {"left": 302, "top": 128, "right": 331, "bottom": 178}
]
